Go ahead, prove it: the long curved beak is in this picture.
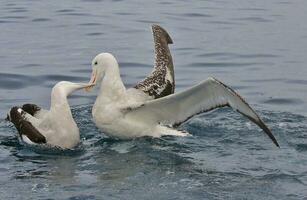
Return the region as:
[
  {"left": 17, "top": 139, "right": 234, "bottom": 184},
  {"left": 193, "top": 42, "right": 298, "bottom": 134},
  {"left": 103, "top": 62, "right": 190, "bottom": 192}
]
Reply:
[
  {"left": 64, "top": 82, "right": 96, "bottom": 95},
  {"left": 72, "top": 82, "right": 95, "bottom": 90},
  {"left": 85, "top": 69, "right": 97, "bottom": 92}
]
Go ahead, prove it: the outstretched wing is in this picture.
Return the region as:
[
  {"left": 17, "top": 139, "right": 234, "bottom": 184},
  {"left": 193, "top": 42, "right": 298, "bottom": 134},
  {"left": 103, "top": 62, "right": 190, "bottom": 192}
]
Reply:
[
  {"left": 127, "top": 77, "right": 279, "bottom": 147},
  {"left": 134, "top": 24, "right": 175, "bottom": 99}
]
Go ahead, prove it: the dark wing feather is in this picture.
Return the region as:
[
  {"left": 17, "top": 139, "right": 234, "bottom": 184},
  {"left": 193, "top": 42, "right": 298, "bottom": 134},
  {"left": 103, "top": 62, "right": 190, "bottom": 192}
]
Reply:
[
  {"left": 22, "top": 104, "right": 41, "bottom": 116},
  {"left": 8, "top": 107, "right": 46, "bottom": 144},
  {"left": 134, "top": 24, "right": 175, "bottom": 99}
]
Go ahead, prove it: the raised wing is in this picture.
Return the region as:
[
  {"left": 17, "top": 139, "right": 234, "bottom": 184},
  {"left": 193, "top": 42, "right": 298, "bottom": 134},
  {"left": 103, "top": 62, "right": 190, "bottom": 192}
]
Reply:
[
  {"left": 127, "top": 77, "right": 279, "bottom": 147},
  {"left": 134, "top": 24, "right": 175, "bottom": 99}
]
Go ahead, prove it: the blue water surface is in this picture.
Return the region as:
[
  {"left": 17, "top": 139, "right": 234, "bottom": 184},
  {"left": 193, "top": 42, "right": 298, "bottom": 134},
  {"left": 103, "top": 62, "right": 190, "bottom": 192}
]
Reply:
[{"left": 0, "top": 0, "right": 307, "bottom": 199}]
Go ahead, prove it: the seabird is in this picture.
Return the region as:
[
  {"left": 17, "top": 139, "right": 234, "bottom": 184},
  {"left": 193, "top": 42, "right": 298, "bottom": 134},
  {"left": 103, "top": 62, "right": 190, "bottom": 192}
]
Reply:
[
  {"left": 86, "top": 24, "right": 176, "bottom": 109},
  {"left": 87, "top": 52, "right": 279, "bottom": 147},
  {"left": 7, "top": 81, "right": 93, "bottom": 149}
]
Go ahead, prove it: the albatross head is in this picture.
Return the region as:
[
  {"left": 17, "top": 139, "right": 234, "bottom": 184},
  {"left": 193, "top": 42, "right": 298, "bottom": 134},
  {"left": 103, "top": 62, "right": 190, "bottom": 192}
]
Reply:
[{"left": 86, "top": 53, "right": 118, "bottom": 91}]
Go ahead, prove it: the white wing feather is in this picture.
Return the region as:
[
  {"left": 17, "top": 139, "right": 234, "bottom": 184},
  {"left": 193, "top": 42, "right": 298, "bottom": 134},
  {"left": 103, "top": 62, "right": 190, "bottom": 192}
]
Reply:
[{"left": 126, "top": 77, "right": 279, "bottom": 147}]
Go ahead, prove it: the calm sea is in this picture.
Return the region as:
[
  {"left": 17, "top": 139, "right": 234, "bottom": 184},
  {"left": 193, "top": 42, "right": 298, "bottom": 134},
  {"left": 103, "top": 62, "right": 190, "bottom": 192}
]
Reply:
[{"left": 0, "top": 0, "right": 307, "bottom": 199}]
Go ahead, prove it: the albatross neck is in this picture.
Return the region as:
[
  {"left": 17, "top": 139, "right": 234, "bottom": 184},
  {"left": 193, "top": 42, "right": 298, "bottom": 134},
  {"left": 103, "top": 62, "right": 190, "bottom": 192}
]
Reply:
[
  {"left": 97, "top": 64, "right": 126, "bottom": 102},
  {"left": 50, "top": 87, "right": 72, "bottom": 114}
]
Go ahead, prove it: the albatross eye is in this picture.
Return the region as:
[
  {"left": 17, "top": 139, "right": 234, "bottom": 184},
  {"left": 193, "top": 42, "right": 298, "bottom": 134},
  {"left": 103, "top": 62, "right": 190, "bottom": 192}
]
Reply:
[{"left": 94, "top": 61, "right": 98, "bottom": 65}]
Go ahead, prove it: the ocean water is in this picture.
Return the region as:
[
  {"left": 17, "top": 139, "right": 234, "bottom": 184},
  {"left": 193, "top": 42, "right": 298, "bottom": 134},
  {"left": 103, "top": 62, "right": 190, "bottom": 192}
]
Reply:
[{"left": 0, "top": 0, "right": 307, "bottom": 199}]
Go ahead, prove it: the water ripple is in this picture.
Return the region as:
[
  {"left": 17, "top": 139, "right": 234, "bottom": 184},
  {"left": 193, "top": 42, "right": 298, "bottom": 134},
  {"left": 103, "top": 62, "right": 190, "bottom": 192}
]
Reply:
[
  {"left": 115, "top": 12, "right": 136, "bottom": 16},
  {"left": 0, "top": 73, "right": 35, "bottom": 89},
  {"left": 56, "top": 9, "right": 76, "bottom": 13},
  {"left": 237, "top": 8, "right": 268, "bottom": 11},
  {"left": 182, "top": 13, "right": 212, "bottom": 18},
  {"left": 59, "top": 13, "right": 92, "bottom": 17},
  {"left": 242, "top": 78, "right": 285, "bottom": 83},
  {"left": 31, "top": 18, "right": 51, "bottom": 22},
  {"left": 16, "top": 64, "right": 42, "bottom": 68},
  {"left": 81, "top": 0, "right": 104, "bottom": 2},
  {"left": 136, "top": 19, "right": 159, "bottom": 24},
  {"left": 119, "top": 62, "right": 152, "bottom": 68},
  {"left": 263, "top": 98, "right": 304, "bottom": 105},
  {"left": 2, "top": 104, "right": 307, "bottom": 198},
  {"left": 86, "top": 32, "right": 104, "bottom": 36},
  {"left": 78, "top": 22, "right": 101, "bottom": 26},
  {"left": 39, "top": 74, "right": 88, "bottom": 82},
  {"left": 0, "top": 20, "right": 18, "bottom": 24},
  {"left": 231, "top": 17, "right": 273, "bottom": 23},
  {"left": 190, "top": 62, "right": 261, "bottom": 68},
  {"left": 197, "top": 52, "right": 279, "bottom": 59},
  {"left": 295, "top": 143, "right": 307, "bottom": 152},
  {"left": 9, "top": 9, "right": 28, "bottom": 13},
  {"left": 286, "top": 79, "right": 307, "bottom": 85},
  {"left": 1, "top": 16, "right": 27, "bottom": 19},
  {"left": 70, "top": 69, "right": 92, "bottom": 74},
  {"left": 208, "top": 20, "right": 244, "bottom": 25}
]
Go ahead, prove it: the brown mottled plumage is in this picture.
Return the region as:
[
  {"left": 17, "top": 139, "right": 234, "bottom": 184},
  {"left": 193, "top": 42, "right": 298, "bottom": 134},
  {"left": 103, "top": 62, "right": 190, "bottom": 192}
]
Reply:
[{"left": 134, "top": 24, "right": 175, "bottom": 99}]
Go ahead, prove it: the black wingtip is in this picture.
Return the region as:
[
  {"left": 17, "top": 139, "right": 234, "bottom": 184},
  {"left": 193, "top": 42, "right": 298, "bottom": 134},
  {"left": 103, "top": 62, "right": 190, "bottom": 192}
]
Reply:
[
  {"left": 271, "top": 133, "right": 280, "bottom": 148},
  {"left": 238, "top": 111, "right": 280, "bottom": 148},
  {"left": 256, "top": 119, "right": 280, "bottom": 148},
  {"left": 266, "top": 129, "right": 280, "bottom": 148},
  {"left": 262, "top": 127, "right": 280, "bottom": 147},
  {"left": 211, "top": 78, "right": 280, "bottom": 148},
  {"left": 152, "top": 24, "right": 173, "bottom": 44},
  {"left": 22, "top": 104, "right": 41, "bottom": 116}
]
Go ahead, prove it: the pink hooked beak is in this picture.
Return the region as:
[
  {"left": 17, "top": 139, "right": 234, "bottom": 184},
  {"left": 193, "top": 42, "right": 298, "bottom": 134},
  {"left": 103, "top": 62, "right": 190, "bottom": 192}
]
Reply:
[{"left": 85, "top": 69, "right": 97, "bottom": 92}]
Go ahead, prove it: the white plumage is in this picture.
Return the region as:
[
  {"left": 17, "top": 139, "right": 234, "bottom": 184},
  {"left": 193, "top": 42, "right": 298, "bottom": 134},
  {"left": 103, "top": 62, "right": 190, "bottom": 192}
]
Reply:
[
  {"left": 7, "top": 81, "right": 93, "bottom": 149},
  {"left": 88, "top": 53, "right": 279, "bottom": 147}
]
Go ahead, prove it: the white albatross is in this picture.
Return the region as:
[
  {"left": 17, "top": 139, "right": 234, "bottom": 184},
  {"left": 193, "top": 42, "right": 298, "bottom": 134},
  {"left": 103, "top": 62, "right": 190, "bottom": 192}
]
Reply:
[
  {"left": 87, "top": 53, "right": 279, "bottom": 147},
  {"left": 7, "top": 81, "right": 93, "bottom": 149}
]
